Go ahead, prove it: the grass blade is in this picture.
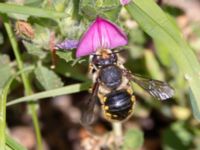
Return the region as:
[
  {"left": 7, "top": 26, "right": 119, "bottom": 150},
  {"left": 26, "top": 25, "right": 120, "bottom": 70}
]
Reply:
[
  {"left": 0, "top": 3, "right": 66, "bottom": 19},
  {"left": 3, "top": 14, "right": 43, "bottom": 150},
  {"left": 6, "top": 135, "right": 27, "bottom": 150},
  {"left": 0, "top": 77, "right": 13, "bottom": 150},
  {"left": 125, "top": 0, "right": 200, "bottom": 120},
  {"left": 7, "top": 82, "right": 91, "bottom": 106},
  {"left": 0, "top": 67, "right": 33, "bottom": 150}
]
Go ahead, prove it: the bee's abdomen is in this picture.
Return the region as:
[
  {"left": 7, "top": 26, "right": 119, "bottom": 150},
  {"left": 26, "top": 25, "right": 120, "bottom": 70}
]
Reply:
[
  {"left": 104, "top": 90, "right": 134, "bottom": 121},
  {"left": 99, "top": 65, "right": 122, "bottom": 89}
]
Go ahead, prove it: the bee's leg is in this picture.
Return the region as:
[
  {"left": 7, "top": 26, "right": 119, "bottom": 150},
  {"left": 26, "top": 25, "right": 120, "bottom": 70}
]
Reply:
[
  {"left": 88, "top": 63, "right": 94, "bottom": 74},
  {"left": 98, "top": 92, "right": 106, "bottom": 105},
  {"left": 121, "top": 68, "right": 133, "bottom": 80},
  {"left": 88, "top": 63, "right": 98, "bottom": 74},
  {"left": 92, "top": 80, "right": 100, "bottom": 94}
]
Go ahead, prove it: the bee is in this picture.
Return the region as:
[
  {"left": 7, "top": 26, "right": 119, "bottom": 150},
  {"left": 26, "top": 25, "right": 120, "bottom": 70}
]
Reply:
[{"left": 81, "top": 49, "right": 174, "bottom": 126}]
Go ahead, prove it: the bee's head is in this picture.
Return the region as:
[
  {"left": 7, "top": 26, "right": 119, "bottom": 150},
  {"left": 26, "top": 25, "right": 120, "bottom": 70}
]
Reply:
[{"left": 91, "top": 49, "right": 118, "bottom": 67}]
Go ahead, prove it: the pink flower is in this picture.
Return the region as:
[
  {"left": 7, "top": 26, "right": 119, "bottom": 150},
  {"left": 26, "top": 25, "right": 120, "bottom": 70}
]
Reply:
[
  {"left": 76, "top": 17, "right": 128, "bottom": 57},
  {"left": 120, "top": 0, "right": 131, "bottom": 5}
]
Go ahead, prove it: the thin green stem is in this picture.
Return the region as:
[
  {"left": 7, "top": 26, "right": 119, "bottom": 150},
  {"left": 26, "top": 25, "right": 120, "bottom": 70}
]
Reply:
[
  {"left": 0, "top": 85, "right": 9, "bottom": 150},
  {"left": 2, "top": 14, "right": 43, "bottom": 150},
  {"left": 28, "top": 104, "right": 42, "bottom": 150},
  {"left": 0, "top": 66, "right": 34, "bottom": 150},
  {"left": 72, "top": 0, "right": 81, "bottom": 20}
]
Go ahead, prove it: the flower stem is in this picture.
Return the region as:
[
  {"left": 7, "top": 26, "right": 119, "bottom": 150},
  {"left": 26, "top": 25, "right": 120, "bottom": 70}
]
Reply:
[
  {"left": 72, "top": 0, "right": 81, "bottom": 20},
  {"left": 112, "top": 122, "right": 123, "bottom": 149},
  {"left": 2, "top": 14, "right": 43, "bottom": 150}
]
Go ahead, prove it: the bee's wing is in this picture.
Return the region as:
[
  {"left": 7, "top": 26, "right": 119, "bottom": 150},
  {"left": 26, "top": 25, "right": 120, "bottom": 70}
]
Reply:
[
  {"left": 81, "top": 82, "right": 99, "bottom": 126},
  {"left": 131, "top": 74, "right": 174, "bottom": 100}
]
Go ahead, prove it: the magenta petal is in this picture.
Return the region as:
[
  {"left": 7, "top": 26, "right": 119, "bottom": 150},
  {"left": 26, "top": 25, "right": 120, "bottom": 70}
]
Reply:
[
  {"left": 120, "top": 0, "right": 131, "bottom": 5},
  {"left": 76, "top": 17, "right": 128, "bottom": 57}
]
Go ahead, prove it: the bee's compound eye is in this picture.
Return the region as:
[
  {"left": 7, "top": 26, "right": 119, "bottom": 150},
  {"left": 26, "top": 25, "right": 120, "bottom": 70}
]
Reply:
[
  {"left": 111, "top": 53, "right": 117, "bottom": 62},
  {"left": 92, "top": 55, "right": 97, "bottom": 62}
]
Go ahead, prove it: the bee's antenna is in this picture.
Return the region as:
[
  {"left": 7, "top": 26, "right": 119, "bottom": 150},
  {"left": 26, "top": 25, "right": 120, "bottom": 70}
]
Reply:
[
  {"left": 113, "top": 49, "right": 125, "bottom": 54},
  {"left": 92, "top": 49, "right": 125, "bottom": 56}
]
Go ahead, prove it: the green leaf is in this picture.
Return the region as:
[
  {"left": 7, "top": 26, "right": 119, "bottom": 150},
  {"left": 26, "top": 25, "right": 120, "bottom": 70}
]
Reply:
[
  {"left": 56, "top": 51, "right": 75, "bottom": 63},
  {"left": 34, "top": 64, "right": 64, "bottom": 90},
  {"left": 24, "top": 0, "right": 42, "bottom": 7},
  {"left": 23, "top": 41, "right": 47, "bottom": 59},
  {"left": 80, "top": 0, "right": 120, "bottom": 21},
  {"left": 98, "top": 0, "right": 120, "bottom": 20},
  {"left": 154, "top": 39, "right": 172, "bottom": 67},
  {"left": 7, "top": 82, "right": 91, "bottom": 106},
  {"left": 6, "top": 135, "right": 27, "bottom": 150},
  {"left": 98, "top": 0, "right": 119, "bottom": 6},
  {"left": 52, "top": 0, "right": 67, "bottom": 12},
  {"left": 32, "top": 25, "right": 51, "bottom": 49},
  {"left": 0, "top": 54, "right": 13, "bottom": 89},
  {"left": 162, "top": 122, "right": 193, "bottom": 150},
  {"left": 0, "top": 3, "right": 66, "bottom": 20},
  {"left": 55, "top": 60, "right": 88, "bottom": 81},
  {"left": 125, "top": 0, "right": 200, "bottom": 120},
  {"left": 144, "top": 50, "right": 165, "bottom": 80},
  {"left": 100, "top": 6, "right": 121, "bottom": 21},
  {"left": 81, "top": 5, "right": 98, "bottom": 20},
  {"left": 80, "top": 0, "right": 95, "bottom": 7},
  {"left": 122, "top": 128, "right": 144, "bottom": 150},
  {"left": 58, "top": 16, "right": 85, "bottom": 38},
  {"left": 154, "top": 14, "right": 180, "bottom": 68},
  {"left": 189, "top": 89, "right": 200, "bottom": 120},
  {"left": 80, "top": 0, "right": 96, "bottom": 20}
]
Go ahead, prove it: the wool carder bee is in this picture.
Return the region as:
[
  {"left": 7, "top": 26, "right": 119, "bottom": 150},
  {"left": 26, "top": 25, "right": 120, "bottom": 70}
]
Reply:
[{"left": 81, "top": 49, "right": 174, "bottom": 126}]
